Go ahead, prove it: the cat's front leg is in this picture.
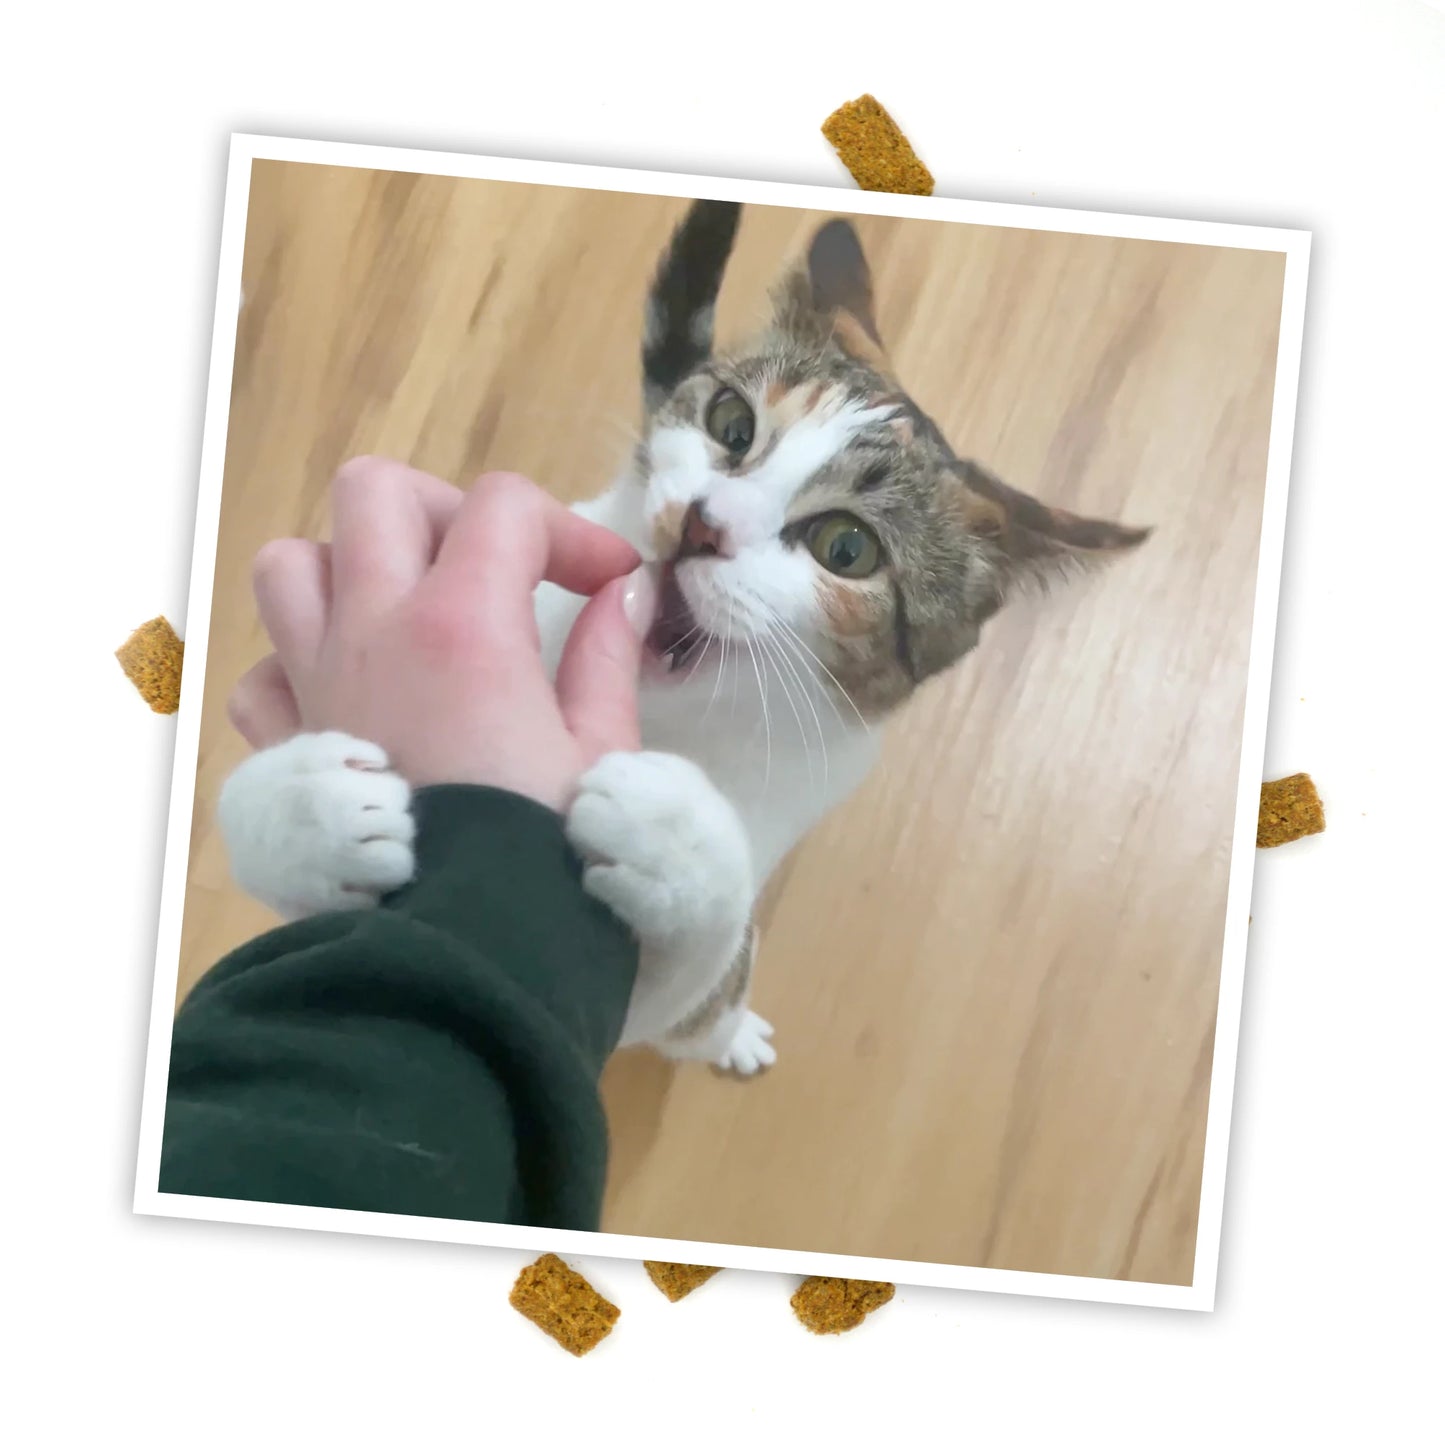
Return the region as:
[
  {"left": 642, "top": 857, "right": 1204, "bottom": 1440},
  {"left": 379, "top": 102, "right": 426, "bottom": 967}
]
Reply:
[
  {"left": 218, "top": 732, "right": 416, "bottom": 920},
  {"left": 565, "top": 751, "right": 775, "bottom": 1074},
  {"left": 221, "top": 733, "right": 772, "bottom": 1072}
]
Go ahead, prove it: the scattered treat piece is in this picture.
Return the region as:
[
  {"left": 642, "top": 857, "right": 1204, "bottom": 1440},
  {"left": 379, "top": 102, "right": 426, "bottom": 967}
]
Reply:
[
  {"left": 643, "top": 1261, "right": 722, "bottom": 1302},
  {"left": 115, "top": 616, "right": 184, "bottom": 714},
  {"left": 790, "top": 1276, "right": 896, "bottom": 1335},
  {"left": 822, "top": 94, "right": 934, "bottom": 196},
  {"left": 509, "top": 1254, "right": 619, "bottom": 1357},
  {"left": 1257, "top": 773, "right": 1325, "bottom": 848}
]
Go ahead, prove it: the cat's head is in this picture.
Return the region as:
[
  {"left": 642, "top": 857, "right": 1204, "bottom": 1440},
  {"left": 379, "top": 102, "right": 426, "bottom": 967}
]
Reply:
[{"left": 632, "top": 199, "right": 1149, "bottom": 717}]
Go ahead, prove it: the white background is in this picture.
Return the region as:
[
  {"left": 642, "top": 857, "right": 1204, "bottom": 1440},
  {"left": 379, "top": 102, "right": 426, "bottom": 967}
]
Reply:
[{"left": 3, "top": 0, "right": 1441, "bottom": 1437}]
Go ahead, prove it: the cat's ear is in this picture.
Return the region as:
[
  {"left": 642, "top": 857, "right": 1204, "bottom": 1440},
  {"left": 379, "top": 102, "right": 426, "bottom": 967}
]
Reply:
[
  {"left": 807, "top": 219, "right": 890, "bottom": 369},
  {"left": 642, "top": 199, "right": 742, "bottom": 412},
  {"left": 952, "top": 458, "right": 1151, "bottom": 591},
  {"left": 773, "top": 218, "right": 891, "bottom": 373}
]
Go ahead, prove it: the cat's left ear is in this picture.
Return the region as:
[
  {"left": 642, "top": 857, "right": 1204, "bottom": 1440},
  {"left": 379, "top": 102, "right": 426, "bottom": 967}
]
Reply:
[
  {"left": 775, "top": 218, "right": 892, "bottom": 373},
  {"left": 952, "top": 458, "right": 1152, "bottom": 590},
  {"left": 807, "top": 219, "right": 889, "bottom": 368}
]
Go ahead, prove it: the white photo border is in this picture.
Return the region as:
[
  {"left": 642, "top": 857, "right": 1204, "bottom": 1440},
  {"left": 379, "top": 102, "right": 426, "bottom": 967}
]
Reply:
[{"left": 133, "top": 132, "right": 1311, "bottom": 1313}]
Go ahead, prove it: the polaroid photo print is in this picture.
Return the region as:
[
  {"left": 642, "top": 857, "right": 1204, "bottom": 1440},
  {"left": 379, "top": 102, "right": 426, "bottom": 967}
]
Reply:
[{"left": 134, "top": 133, "right": 1309, "bottom": 1311}]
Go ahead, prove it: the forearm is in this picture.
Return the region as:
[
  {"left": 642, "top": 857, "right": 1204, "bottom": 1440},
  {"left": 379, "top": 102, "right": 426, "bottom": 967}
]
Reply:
[{"left": 158, "top": 786, "right": 637, "bottom": 1229}]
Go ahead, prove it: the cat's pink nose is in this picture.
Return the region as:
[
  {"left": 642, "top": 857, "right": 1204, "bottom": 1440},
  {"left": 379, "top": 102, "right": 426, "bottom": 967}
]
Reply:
[{"left": 676, "top": 500, "right": 727, "bottom": 559}]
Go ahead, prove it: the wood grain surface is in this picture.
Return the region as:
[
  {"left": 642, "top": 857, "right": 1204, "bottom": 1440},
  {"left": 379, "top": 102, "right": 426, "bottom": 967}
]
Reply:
[{"left": 178, "top": 160, "right": 1283, "bottom": 1284}]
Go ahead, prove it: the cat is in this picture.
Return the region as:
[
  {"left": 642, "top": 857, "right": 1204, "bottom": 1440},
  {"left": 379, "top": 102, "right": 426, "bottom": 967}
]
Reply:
[{"left": 219, "top": 199, "right": 1149, "bottom": 1076}]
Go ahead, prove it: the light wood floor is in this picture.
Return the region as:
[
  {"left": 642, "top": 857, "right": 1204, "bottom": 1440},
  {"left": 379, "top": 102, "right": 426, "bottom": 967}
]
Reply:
[{"left": 179, "top": 160, "right": 1283, "bottom": 1285}]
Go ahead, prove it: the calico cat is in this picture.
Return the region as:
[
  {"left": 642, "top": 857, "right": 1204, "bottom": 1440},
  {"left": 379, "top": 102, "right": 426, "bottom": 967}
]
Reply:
[{"left": 219, "top": 199, "right": 1148, "bottom": 1076}]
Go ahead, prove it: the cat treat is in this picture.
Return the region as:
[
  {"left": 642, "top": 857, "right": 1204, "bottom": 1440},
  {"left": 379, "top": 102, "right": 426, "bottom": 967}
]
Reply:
[
  {"left": 643, "top": 1261, "right": 722, "bottom": 1301},
  {"left": 822, "top": 94, "right": 934, "bottom": 196},
  {"left": 1257, "top": 773, "right": 1325, "bottom": 848},
  {"left": 509, "top": 1254, "right": 620, "bottom": 1357},
  {"left": 790, "top": 1276, "right": 896, "bottom": 1334},
  {"left": 116, "top": 615, "right": 184, "bottom": 714}
]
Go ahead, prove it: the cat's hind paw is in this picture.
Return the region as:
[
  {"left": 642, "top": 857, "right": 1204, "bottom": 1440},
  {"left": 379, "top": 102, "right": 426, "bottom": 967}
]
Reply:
[
  {"left": 662, "top": 1007, "right": 778, "bottom": 1077},
  {"left": 710, "top": 1010, "right": 777, "bottom": 1078}
]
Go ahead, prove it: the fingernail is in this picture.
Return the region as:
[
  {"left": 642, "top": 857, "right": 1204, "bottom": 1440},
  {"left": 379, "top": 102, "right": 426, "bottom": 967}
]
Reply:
[{"left": 622, "top": 563, "right": 659, "bottom": 638}]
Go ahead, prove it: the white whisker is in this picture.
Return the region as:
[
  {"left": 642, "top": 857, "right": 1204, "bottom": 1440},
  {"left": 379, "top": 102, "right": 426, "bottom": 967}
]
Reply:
[
  {"left": 681, "top": 630, "right": 714, "bottom": 686},
  {"left": 727, "top": 583, "right": 867, "bottom": 739},
  {"left": 702, "top": 599, "right": 733, "bottom": 725},
  {"left": 758, "top": 629, "right": 814, "bottom": 788},
  {"left": 769, "top": 612, "right": 872, "bottom": 734},
  {"left": 761, "top": 620, "right": 829, "bottom": 789},
  {"left": 742, "top": 634, "right": 772, "bottom": 792},
  {"left": 658, "top": 623, "right": 705, "bottom": 675}
]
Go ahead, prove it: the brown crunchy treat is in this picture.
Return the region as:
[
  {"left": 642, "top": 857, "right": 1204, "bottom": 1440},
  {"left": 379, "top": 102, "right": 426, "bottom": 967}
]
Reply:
[
  {"left": 1258, "top": 773, "right": 1325, "bottom": 848},
  {"left": 115, "top": 616, "right": 184, "bottom": 713},
  {"left": 790, "top": 1276, "right": 896, "bottom": 1334},
  {"left": 822, "top": 95, "right": 934, "bottom": 196},
  {"left": 643, "top": 1261, "right": 722, "bottom": 1302},
  {"left": 509, "top": 1254, "right": 619, "bottom": 1357}
]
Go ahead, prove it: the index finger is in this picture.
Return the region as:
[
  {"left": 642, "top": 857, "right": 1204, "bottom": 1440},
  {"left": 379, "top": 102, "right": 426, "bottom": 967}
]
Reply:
[{"left": 428, "top": 471, "right": 640, "bottom": 624}]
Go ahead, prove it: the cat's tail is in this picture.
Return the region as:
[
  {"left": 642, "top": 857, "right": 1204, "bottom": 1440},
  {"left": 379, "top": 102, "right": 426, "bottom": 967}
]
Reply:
[{"left": 641, "top": 198, "right": 742, "bottom": 413}]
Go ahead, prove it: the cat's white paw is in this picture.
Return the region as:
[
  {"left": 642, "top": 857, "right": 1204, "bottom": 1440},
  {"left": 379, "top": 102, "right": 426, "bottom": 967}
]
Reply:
[
  {"left": 218, "top": 731, "right": 415, "bottom": 920},
  {"left": 565, "top": 751, "right": 753, "bottom": 956},
  {"left": 661, "top": 1006, "right": 778, "bottom": 1075},
  {"left": 713, "top": 1010, "right": 777, "bottom": 1077}
]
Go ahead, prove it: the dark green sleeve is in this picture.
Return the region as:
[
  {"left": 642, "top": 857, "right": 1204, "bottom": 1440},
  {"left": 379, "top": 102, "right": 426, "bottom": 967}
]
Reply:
[{"left": 158, "top": 785, "right": 638, "bottom": 1231}]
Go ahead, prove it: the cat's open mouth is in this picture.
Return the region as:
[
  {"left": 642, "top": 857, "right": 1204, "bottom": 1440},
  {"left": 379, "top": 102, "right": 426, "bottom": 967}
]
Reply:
[{"left": 645, "top": 562, "right": 711, "bottom": 673}]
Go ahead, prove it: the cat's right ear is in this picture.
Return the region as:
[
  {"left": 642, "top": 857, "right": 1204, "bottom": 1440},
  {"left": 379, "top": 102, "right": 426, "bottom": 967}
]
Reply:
[{"left": 641, "top": 199, "right": 742, "bottom": 413}]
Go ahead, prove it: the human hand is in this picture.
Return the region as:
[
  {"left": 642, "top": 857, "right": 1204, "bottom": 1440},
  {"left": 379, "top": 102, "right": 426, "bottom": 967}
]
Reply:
[{"left": 227, "top": 457, "right": 655, "bottom": 812}]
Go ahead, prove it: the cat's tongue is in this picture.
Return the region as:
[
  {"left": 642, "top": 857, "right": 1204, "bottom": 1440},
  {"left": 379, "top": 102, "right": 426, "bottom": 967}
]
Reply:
[{"left": 645, "top": 562, "right": 699, "bottom": 671}]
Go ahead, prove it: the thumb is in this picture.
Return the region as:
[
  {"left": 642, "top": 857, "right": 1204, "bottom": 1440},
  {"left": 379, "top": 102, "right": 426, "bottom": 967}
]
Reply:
[{"left": 554, "top": 565, "right": 656, "bottom": 761}]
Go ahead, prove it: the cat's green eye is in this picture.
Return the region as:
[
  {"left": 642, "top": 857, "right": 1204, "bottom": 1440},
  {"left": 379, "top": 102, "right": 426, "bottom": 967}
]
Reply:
[
  {"left": 705, "top": 387, "right": 755, "bottom": 454},
  {"left": 805, "top": 513, "right": 883, "bottom": 578}
]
